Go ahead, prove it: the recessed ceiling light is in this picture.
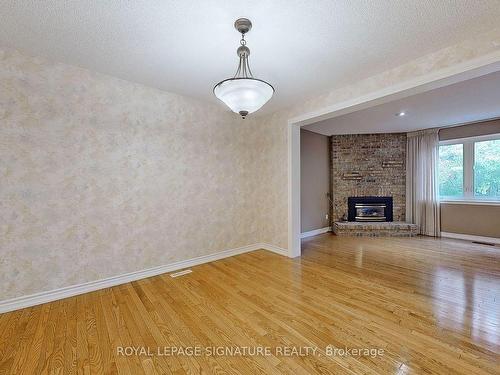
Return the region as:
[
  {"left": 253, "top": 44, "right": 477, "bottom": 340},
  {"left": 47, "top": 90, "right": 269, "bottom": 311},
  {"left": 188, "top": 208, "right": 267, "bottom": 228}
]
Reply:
[{"left": 396, "top": 111, "right": 406, "bottom": 117}]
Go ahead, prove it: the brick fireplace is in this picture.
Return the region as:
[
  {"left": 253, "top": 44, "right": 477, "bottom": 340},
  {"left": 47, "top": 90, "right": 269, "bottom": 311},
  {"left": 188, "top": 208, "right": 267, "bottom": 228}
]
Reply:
[
  {"left": 330, "top": 133, "right": 406, "bottom": 222},
  {"left": 330, "top": 133, "right": 417, "bottom": 237}
]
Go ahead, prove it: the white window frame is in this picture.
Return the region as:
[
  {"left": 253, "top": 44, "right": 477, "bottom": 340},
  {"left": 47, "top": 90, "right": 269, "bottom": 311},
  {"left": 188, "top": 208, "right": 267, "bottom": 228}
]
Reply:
[{"left": 439, "top": 133, "right": 500, "bottom": 204}]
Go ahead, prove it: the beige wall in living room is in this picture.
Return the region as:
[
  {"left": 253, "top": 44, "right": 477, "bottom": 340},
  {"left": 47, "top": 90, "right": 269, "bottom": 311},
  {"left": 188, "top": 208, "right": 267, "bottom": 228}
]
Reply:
[
  {"left": 441, "top": 204, "right": 500, "bottom": 238},
  {"left": 0, "top": 48, "right": 263, "bottom": 301},
  {"left": 300, "top": 129, "right": 330, "bottom": 232},
  {"left": 439, "top": 118, "right": 500, "bottom": 238}
]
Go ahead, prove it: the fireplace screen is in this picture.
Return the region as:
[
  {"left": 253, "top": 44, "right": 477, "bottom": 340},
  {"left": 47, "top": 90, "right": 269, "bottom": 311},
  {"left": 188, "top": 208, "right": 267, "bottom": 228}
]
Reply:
[
  {"left": 348, "top": 196, "right": 393, "bottom": 222},
  {"left": 355, "top": 203, "right": 386, "bottom": 221}
]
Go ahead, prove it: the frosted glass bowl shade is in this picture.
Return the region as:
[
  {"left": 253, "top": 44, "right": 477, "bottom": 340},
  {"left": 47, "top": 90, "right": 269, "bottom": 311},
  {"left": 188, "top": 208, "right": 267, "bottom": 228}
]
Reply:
[{"left": 213, "top": 78, "right": 274, "bottom": 115}]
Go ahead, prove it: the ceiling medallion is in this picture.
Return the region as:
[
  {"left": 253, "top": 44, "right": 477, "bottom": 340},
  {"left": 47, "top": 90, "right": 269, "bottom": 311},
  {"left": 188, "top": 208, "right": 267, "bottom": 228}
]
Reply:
[{"left": 213, "top": 18, "right": 274, "bottom": 119}]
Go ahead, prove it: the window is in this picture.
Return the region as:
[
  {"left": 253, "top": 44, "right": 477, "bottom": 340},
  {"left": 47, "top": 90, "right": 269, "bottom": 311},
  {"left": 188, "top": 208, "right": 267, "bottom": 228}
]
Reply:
[
  {"left": 438, "top": 143, "right": 463, "bottom": 198},
  {"left": 474, "top": 139, "right": 500, "bottom": 199},
  {"left": 438, "top": 134, "right": 500, "bottom": 201}
]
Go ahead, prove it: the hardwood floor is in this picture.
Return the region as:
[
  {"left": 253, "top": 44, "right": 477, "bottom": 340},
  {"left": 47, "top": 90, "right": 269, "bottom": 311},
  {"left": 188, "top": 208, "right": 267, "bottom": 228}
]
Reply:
[{"left": 1, "top": 235, "right": 499, "bottom": 374}]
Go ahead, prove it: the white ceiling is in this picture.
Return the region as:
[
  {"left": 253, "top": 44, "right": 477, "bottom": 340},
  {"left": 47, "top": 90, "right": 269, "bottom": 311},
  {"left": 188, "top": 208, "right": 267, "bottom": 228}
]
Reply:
[
  {"left": 1, "top": 1, "right": 500, "bottom": 114},
  {"left": 302, "top": 70, "right": 500, "bottom": 135}
]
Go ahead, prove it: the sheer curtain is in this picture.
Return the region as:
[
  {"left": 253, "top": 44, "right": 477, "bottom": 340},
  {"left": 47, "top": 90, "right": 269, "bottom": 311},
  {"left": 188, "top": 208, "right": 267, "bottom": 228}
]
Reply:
[{"left": 406, "top": 128, "right": 441, "bottom": 236}]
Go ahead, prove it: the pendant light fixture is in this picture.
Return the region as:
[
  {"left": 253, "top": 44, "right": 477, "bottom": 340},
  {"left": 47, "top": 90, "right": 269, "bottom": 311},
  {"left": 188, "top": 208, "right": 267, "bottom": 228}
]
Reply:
[{"left": 213, "top": 18, "right": 274, "bottom": 119}]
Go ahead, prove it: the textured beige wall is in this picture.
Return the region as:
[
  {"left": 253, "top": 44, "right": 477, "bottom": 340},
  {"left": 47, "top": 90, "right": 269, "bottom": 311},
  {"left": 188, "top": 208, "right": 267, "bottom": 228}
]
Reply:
[
  {"left": 0, "top": 48, "right": 262, "bottom": 300},
  {"left": 255, "top": 27, "right": 500, "bottom": 249},
  {"left": 300, "top": 130, "right": 330, "bottom": 232},
  {"left": 441, "top": 204, "right": 500, "bottom": 238}
]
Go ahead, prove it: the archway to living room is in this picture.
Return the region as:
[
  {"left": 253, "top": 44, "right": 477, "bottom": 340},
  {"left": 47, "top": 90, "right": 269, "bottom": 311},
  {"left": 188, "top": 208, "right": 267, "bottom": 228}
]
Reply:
[{"left": 290, "top": 59, "right": 500, "bottom": 257}]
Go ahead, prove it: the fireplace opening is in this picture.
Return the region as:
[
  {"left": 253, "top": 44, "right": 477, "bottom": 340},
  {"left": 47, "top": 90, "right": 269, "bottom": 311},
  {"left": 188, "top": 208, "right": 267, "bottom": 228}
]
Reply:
[
  {"left": 348, "top": 197, "right": 393, "bottom": 222},
  {"left": 355, "top": 203, "right": 386, "bottom": 221}
]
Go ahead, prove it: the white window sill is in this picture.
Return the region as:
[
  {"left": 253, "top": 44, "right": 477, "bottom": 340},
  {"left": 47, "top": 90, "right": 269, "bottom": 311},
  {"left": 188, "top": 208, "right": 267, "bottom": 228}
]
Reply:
[{"left": 439, "top": 199, "right": 500, "bottom": 206}]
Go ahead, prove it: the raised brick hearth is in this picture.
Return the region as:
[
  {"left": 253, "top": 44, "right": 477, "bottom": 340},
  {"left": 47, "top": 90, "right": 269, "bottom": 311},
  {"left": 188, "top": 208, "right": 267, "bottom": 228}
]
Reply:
[{"left": 333, "top": 221, "right": 418, "bottom": 237}]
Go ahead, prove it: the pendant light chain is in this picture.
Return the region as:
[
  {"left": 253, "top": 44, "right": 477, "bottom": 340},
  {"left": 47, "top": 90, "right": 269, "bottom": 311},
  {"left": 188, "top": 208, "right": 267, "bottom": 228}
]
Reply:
[{"left": 233, "top": 32, "right": 253, "bottom": 79}]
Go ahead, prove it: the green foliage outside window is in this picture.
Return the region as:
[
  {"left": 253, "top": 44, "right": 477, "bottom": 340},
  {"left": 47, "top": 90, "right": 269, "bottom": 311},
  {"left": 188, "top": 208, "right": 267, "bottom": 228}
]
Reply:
[
  {"left": 439, "top": 144, "right": 464, "bottom": 197},
  {"left": 474, "top": 139, "right": 500, "bottom": 198}
]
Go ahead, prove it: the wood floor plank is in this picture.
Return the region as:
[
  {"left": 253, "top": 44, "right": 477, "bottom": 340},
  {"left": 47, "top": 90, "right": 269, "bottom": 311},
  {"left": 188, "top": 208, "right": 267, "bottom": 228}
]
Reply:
[
  {"left": 1, "top": 307, "right": 39, "bottom": 374},
  {"left": 13, "top": 304, "right": 51, "bottom": 375},
  {"left": 0, "top": 310, "right": 21, "bottom": 365},
  {"left": 99, "top": 288, "right": 133, "bottom": 375},
  {"left": 0, "top": 235, "right": 498, "bottom": 374},
  {"left": 34, "top": 300, "right": 61, "bottom": 374},
  {"left": 63, "top": 296, "right": 78, "bottom": 375},
  {"left": 48, "top": 298, "right": 70, "bottom": 373},
  {"left": 103, "top": 288, "right": 145, "bottom": 375},
  {"left": 76, "top": 294, "right": 91, "bottom": 375},
  {"left": 82, "top": 292, "right": 106, "bottom": 375}
]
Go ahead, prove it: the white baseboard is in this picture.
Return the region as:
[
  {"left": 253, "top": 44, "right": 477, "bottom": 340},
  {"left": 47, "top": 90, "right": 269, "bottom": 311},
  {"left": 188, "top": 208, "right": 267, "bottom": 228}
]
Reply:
[
  {"left": 301, "top": 226, "right": 331, "bottom": 239},
  {"left": 0, "top": 242, "right": 288, "bottom": 314},
  {"left": 258, "top": 243, "right": 289, "bottom": 257},
  {"left": 441, "top": 232, "right": 500, "bottom": 245}
]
